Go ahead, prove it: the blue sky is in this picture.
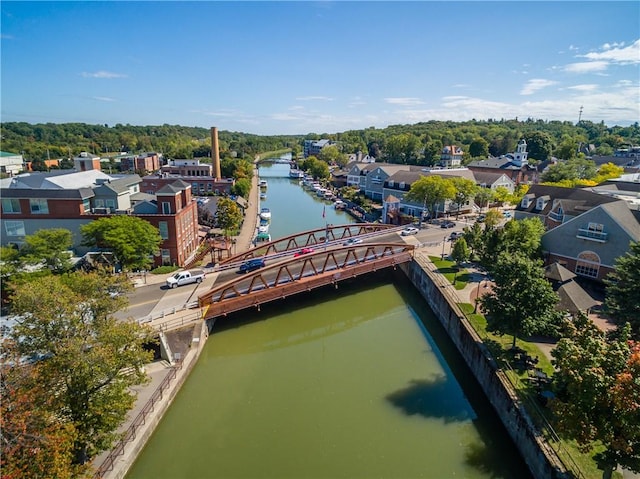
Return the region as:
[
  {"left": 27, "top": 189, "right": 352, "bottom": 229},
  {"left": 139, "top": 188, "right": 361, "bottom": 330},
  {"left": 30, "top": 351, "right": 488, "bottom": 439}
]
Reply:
[{"left": 2, "top": 1, "right": 639, "bottom": 135}]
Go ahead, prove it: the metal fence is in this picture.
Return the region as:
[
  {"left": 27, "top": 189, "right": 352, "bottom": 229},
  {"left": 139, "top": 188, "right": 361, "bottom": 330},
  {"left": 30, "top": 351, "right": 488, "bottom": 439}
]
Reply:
[{"left": 91, "top": 359, "right": 184, "bottom": 479}]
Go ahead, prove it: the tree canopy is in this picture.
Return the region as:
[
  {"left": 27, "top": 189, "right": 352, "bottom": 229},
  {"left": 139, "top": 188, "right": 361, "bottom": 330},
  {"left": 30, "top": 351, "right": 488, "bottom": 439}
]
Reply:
[
  {"left": 80, "top": 215, "right": 162, "bottom": 271},
  {"left": 405, "top": 175, "right": 456, "bottom": 218},
  {"left": 552, "top": 316, "right": 639, "bottom": 479},
  {"left": 478, "top": 252, "right": 561, "bottom": 347},
  {"left": 8, "top": 272, "right": 154, "bottom": 466},
  {"left": 605, "top": 241, "right": 640, "bottom": 339},
  {"left": 215, "top": 197, "right": 243, "bottom": 237}
]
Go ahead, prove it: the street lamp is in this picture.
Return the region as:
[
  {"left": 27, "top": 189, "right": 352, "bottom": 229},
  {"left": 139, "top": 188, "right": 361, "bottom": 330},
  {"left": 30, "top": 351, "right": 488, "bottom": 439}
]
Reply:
[{"left": 441, "top": 235, "right": 447, "bottom": 260}]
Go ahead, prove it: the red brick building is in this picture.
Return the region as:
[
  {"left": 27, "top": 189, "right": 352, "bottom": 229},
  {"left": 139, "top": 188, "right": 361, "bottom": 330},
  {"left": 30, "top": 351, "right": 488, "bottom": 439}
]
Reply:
[{"left": 0, "top": 169, "right": 200, "bottom": 268}]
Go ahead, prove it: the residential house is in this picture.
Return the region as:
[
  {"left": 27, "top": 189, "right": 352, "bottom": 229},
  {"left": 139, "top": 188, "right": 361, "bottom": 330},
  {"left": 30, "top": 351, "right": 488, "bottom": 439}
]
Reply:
[
  {"left": 467, "top": 139, "right": 539, "bottom": 184},
  {"left": 541, "top": 200, "right": 640, "bottom": 282},
  {"left": 0, "top": 151, "right": 24, "bottom": 176},
  {"left": 0, "top": 169, "right": 200, "bottom": 268},
  {"left": 440, "top": 145, "right": 464, "bottom": 168},
  {"left": 361, "top": 163, "right": 414, "bottom": 201},
  {"left": 472, "top": 171, "right": 515, "bottom": 193},
  {"left": 303, "top": 139, "right": 335, "bottom": 158},
  {"left": 515, "top": 184, "right": 620, "bottom": 230}
]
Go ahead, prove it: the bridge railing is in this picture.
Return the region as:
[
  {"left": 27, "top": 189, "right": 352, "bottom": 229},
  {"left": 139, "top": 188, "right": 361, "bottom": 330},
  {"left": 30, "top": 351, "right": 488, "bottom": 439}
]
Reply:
[{"left": 138, "top": 301, "right": 200, "bottom": 325}]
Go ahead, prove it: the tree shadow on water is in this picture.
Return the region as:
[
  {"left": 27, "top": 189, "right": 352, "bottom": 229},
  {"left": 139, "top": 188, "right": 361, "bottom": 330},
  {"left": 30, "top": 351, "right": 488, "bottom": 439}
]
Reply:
[{"left": 385, "top": 375, "right": 473, "bottom": 423}]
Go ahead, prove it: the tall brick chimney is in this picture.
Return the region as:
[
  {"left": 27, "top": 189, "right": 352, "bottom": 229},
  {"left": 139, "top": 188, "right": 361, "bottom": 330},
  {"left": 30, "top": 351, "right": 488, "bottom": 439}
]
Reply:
[{"left": 211, "top": 126, "right": 221, "bottom": 179}]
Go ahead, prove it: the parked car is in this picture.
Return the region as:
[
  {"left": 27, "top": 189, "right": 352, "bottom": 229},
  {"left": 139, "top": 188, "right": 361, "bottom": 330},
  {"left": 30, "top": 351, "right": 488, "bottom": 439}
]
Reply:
[
  {"left": 440, "top": 221, "right": 455, "bottom": 229},
  {"left": 294, "top": 247, "right": 314, "bottom": 257},
  {"left": 238, "top": 258, "right": 266, "bottom": 273},
  {"left": 449, "top": 231, "right": 464, "bottom": 241},
  {"left": 476, "top": 214, "right": 486, "bottom": 223},
  {"left": 400, "top": 226, "right": 419, "bottom": 236},
  {"left": 503, "top": 211, "right": 512, "bottom": 218},
  {"left": 343, "top": 238, "right": 363, "bottom": 246}
]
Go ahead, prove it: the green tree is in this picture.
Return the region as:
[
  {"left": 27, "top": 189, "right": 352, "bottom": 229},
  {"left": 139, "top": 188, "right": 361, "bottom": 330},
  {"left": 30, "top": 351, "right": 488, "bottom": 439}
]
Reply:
[
  {"left": 216, "top": 197, "right": 243, "bottom": 238},
  {"left": 231, "top": 177, "right": 251, "bottom": 198},
  {"left": 450, "top": 177, "right": 478, "bottom": 218},
  {"left": 451, "top": 237, "right": 470, "bottom": 265},
  {"left": 552, "top": 316, "right": 639, "bottom": 479},
  {"left": 474, "top": 188, "right": 494, "bottom": 211},
  {"left": 421, "top": 139, "right": 442, "bottom": 166},
  {"left": 462, "top": 222, "right": 484, "bottom": 259},
  {"left": 478, "top": 252, "right": 560, "bottom": 347},
  {"left": 525, "top": 131, "right": 554, "bottom": 161},
  {"left": 405, "top": 175, "right": 456, "bottom": 219},
  {"left": 9, "top": 272, "right": 154, "bottom": 465},
  {"left": 20, "top": 228, "right": 73, "bottom": 273},
  {"left": 605, "top": 241, "right": 640, "bottom": 338},
  {"left": 468, "top": 137, "right": 489, "bottom": 158},
  {"left": 80, "top": 215, "right": 162, "bottom": 271},
  {"left": 318, "top": 145, "right": 343, "bottom": 165}
]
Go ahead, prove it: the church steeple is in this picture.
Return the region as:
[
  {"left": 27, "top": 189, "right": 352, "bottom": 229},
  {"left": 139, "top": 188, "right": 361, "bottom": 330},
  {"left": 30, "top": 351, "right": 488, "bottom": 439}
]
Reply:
[{"left": 512, "top": 139, "right": 528, "bottom": 167}]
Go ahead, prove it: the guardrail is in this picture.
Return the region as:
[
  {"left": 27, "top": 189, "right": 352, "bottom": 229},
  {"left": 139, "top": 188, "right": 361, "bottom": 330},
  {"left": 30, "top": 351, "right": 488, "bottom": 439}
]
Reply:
[
  {"left": 138, "top": 301, "right": 199, "bottom": 325},
  {"left": 91, "top": 359, "right": 184, "bottom": 479}
]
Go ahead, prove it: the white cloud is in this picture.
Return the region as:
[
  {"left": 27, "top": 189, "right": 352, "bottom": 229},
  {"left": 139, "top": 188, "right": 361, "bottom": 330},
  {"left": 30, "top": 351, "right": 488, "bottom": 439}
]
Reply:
[
  {"left": 384, "top": 97, "right": 424, "bottom": 106},
  {"left": 295, "top": 96, "right": 333, "bottom": 101},
  {"left": 92, "top": 96, "right": 115, "bottom": 102},
  {"left": 582, "top": 39, "right": 639, "bottom": 64},
  {"left": 564, "top": 61, "right": 609, "bottom": 73},
  {"left": 520, "top": 79, "right": 558, "bottom": 95},
  {"left": 566, "top": 84, "right": 598, "bottom": 92},
  {"left": 81, "top": 71, "right": 127, "bottom": 79}
]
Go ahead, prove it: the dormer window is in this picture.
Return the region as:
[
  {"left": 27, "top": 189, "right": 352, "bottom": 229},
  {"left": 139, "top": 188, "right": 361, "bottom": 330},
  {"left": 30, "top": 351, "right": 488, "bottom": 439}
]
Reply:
[
  {"left": 399, "top": 181, "right": 405, "bottom": 189},
  {"left": 521, "top": 197, "right": 530, "bottom": 208},
  {"left": 388, "top": 180, "right": 394, "bottom": 187}
]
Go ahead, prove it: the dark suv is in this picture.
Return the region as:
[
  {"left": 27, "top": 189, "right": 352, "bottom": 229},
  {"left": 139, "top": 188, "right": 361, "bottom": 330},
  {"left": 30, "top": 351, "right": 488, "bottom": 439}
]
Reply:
[{"left": 238, "top": 258, "right": 266, "bottom": 273}]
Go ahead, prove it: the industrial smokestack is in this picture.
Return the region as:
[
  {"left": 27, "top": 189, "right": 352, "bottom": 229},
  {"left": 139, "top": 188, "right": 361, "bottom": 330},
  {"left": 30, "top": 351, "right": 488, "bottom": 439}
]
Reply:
[{"left": 211, "top": 127, "right": 221, "bottom": 180}]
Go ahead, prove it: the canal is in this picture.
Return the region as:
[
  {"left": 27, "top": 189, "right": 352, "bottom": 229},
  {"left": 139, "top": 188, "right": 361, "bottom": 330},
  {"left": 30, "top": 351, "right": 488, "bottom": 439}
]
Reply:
[{"left": 126, "top": 161, "right": 532, "bottom": 479}]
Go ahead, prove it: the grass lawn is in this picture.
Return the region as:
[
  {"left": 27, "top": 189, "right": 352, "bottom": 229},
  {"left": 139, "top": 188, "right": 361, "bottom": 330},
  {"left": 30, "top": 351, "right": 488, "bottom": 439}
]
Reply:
[
  {"left": 455, "top": 301, "right": 621, "bottom": 479},
  {"left": 428, "top": 256, "right": 469, "bottom": 290}
]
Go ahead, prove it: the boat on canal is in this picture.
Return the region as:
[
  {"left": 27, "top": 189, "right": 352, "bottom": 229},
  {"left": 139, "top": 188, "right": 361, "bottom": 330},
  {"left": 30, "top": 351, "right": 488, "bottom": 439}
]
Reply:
[
  {"left": 260, "top": 207, "right": 272, "bottom": 220},
  {"left": 259, "top": 180, "right": 268, "bottom": 189}
]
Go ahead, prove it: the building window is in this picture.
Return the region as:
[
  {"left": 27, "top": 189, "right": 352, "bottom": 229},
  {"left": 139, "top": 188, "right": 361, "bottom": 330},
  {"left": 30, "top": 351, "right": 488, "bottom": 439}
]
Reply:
[
  {"left": 29, "top": 199, "right": 49, "bottom": 214},
  {"left": 5, "top": 220, "right": 25, "bottom": 236},
  {"left": 161, "top": 249, "right": 171, "bottom": 265},
  {"left": 106, "top": 199, "right": 116, "bottom": 210},
  {"left": 388, "top": 180, "right": 394, "bottom": 187},
  {"left": 82, "top": 199, "right": 91, "bottom": 213},
  {"left": 1, "top": 198, "right": 21, "bottom": 213},
  {"left": 159, "top": 221, "right": 169, "bottom": 239},
  {"left": 399, "top": 181, "right": 405, "bottom": 189},
  {"left": 575, "top": 251, "right": 600, "bottom": 278},
  {"left": 162, "top": 202, "right": 171, "bottom": 214}
]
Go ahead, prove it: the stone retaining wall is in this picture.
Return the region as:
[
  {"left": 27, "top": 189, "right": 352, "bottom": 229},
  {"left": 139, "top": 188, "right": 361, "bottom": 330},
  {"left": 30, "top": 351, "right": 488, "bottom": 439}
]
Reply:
[{"left": 401, "top": 257, "right": 569, "bottom": 479}]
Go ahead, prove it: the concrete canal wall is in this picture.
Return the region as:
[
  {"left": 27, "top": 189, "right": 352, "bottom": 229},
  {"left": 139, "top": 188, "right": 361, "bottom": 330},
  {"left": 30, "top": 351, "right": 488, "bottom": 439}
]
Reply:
[{"left": 401, "top": 255, "right": 568, "bottom": 479}]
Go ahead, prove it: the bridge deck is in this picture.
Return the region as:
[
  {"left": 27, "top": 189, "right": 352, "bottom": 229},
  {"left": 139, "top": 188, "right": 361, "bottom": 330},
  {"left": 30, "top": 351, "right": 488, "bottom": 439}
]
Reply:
[{"left": 199, "top": 243, "right": 414, "bottom": 320}]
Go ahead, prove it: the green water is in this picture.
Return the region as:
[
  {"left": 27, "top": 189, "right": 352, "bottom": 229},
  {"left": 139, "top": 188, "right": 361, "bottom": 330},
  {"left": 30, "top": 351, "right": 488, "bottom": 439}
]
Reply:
[{"left": 127, "top": 272, "right": 531, "bottom": 479}]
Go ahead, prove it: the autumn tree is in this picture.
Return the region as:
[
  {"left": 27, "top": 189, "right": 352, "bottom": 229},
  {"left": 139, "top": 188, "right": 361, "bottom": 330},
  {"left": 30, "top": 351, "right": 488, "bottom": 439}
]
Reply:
[
  {"left": 474, "top": 188, "right": 494, "bottom": 211},
  {"left": 9, "top": 272, "right": 154, "bottom": 465},
  {"left": 605, "top": 241, "right": 640, "bottom": 338},
  {"left": 552, "top": 316, "right": 640, "bottom": 479},
  {"left": 80, "top": 215, "right": 162, "bottom": 271},
  {"left": 1, "top": 340, "right": 84, "bottom": 479},
  {"left": 478, "top": 252, "right": 561, "bottom": 347}
]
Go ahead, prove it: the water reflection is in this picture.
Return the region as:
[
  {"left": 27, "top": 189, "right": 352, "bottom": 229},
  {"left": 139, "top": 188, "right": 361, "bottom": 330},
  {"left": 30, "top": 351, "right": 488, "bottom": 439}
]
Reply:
[{"left": 386, "top": 376, "right": 475, "bottom": 422}]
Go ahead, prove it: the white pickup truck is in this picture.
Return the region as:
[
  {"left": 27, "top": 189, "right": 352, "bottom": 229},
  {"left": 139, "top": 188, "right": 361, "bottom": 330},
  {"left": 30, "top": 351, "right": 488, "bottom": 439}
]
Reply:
[{"left": 165, "top": 269, "right": 206, "bottom": 288}]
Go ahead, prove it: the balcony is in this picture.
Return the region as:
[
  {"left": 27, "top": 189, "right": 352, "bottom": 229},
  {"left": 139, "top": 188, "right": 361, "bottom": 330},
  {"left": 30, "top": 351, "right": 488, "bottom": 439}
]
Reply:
[
  {"left": 548, "top": 211, "right": 563, "bottom": 222},
  {"left": 576, "top": 228, "right": 608, "bottom": 242}
]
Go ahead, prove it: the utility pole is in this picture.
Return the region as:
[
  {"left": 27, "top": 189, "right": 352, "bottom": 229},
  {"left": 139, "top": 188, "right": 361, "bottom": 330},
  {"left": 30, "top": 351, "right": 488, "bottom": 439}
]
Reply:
[{"left": 578, "top": 106, "right": 583, "bottom": 124}]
